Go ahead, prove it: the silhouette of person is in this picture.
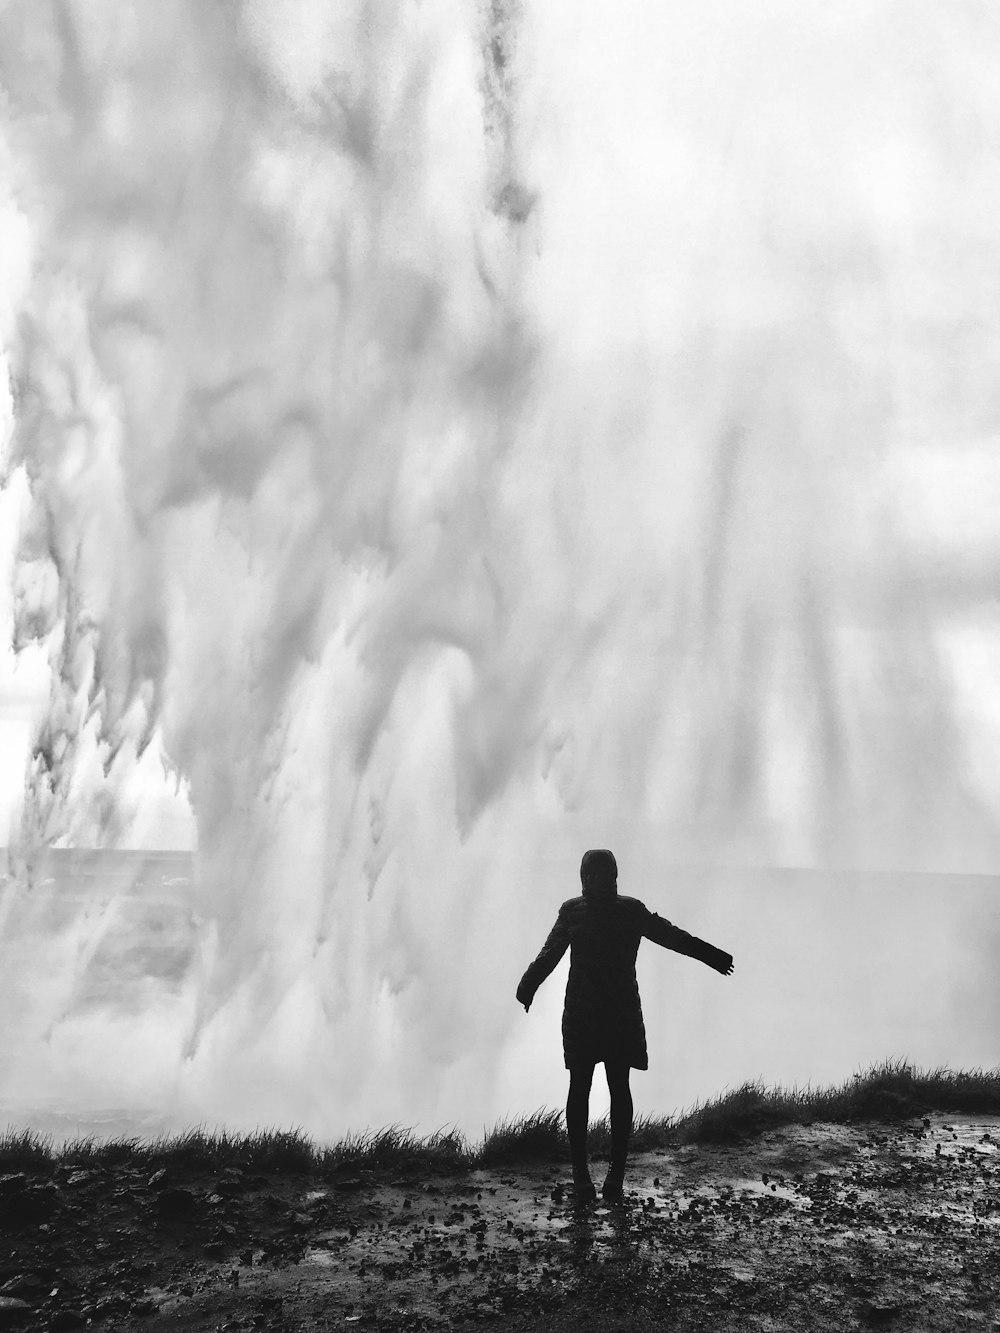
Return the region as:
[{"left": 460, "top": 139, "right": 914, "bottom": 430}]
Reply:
[{"left": 516, "top": 849, "right": 733, "bottom": 1202}]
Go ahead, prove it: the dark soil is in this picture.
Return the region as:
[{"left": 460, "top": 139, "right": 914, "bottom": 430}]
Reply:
[{"left": 1, "top": 1113, "right": 999, "bottom": 1331}]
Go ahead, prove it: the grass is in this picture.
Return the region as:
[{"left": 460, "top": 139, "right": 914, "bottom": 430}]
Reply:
[
  {"left": 318, "top": 1125, "right": 468, "bottom": 1172},
  {"left": 478, "top": 1109, "right": 566, "bottom": 1167},
  {"left": 3, "top": 1060, "right": 1000, "bottom": 1176},
  {"left": 652, "top": 1059, "right": 1000, "bottom": 1145}
]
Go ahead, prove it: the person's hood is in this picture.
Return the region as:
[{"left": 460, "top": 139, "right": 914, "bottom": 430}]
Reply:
[{"left": 580, "top": 848, "right": 618, "bottom": 902}]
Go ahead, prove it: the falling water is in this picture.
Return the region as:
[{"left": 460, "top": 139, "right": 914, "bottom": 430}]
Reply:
[{"left": 1, "top": 0, "right": 999, "bottom": 1136}]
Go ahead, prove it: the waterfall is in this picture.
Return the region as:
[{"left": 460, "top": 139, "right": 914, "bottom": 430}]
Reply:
[{"left": 1, "top": 0, "right": 998, "bottom": 1134}]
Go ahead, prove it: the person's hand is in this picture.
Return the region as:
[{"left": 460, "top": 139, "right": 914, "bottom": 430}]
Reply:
[
  {"left": 516, "top": 990, "right": 531, "bottom": 1012},
  {"left": 710, "top": 950, "right": 734, "bottom": 976}
]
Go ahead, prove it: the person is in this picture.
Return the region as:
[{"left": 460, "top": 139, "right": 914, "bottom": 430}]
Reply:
[{"left": 516, "top": 849, "right": 733, "bottom": 1203}]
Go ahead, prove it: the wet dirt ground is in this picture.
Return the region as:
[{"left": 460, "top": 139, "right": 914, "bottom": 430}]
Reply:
[{"left": 2, "top": 1113, "right": 999, "bottom": 1331}]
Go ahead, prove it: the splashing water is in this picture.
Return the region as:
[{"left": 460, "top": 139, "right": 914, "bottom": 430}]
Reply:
[{"left": 1, "top": 0, "right": 1000, "bottom": 1134}]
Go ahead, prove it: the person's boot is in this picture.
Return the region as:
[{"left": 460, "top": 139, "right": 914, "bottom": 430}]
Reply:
[
  {"left": 601, "top": 1153, "right": 626, "bottom": 1202},
  {"left": 571, "top": 1160, "right": 597, "bottom": 1203}
]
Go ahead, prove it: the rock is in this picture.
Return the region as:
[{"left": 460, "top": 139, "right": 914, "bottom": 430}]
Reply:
[
  {"left": 214, "top": 1172, "right": 245, "bottom": 1197},
  {"left": 62, "top": 1172, "right": 99, "bottom": 1190},
  {"left": 91, "top": 1295, "right": 130, "bottom": 1319},
  {"left": 0, "top": 1297, "right": 32, "bottom": 1327},
  {"left": 0, "top": 1275, "right": 45, "bottom": 1301},
  {"left": 0, "top": 1183, "right": 60, "bottom": 1228},
  {"left": 47, "top": 1311, "right": 86, "bottom": 1331},
  {"left": 146, "top": 1169, "right": 168, "bottom": 1190},
  {"left": 24, "top": 1184, "right": 61, "bottom": 1218},
  {"left": 860, "top": 1301, "right": 903, "bottom": 1324},
  {"left": 155, "top": 1187, "right": 197, "bottom": 1217}
]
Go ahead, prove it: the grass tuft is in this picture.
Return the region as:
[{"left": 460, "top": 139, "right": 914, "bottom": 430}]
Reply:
[
  {"left": 0, "top": 1127, "right": 53, "bottom": 1174},
  {"left": 320, "top": 1125, "right": 469, "bottom": 1173},
  {"left": 3, "top": 1061, "right": 1000, "bottom": 1177},
  {"left": 477, "top": 1109, "right": 566, "bottom": 1166},
  {"left": 61, "top": 1135, "right": 146, "bottom": 1166},
  {"left": 670, "top": 1059, "right": 1000, "bottom": 1144},
  {"left": 677, "top": 1077, "right": 811, "bottom": 1143}
]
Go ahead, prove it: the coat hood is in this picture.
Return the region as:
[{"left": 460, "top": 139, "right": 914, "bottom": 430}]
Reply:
[{"left": 580, "top": 848, "right": 618, "bottom": 901}]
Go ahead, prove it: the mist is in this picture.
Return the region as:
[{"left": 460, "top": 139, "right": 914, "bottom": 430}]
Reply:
[{"left": 1, "top": 0, "right": 999, "bottom": 1137}]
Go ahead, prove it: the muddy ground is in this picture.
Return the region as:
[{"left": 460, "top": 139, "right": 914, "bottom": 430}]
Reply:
[{"left": 1, "top": 1113, "right": 999, "bottom": 1332}]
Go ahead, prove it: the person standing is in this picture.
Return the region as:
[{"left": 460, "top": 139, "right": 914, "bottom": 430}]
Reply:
[{"left": 516, "top": 849, "right": 734, "bottom": 1202}]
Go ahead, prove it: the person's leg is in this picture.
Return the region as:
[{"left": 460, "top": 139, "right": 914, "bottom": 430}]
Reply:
[
  {"left": 606, "top": 1061, "right": 633, "bottom": 1159},
  {"left": 602, "top": 1061, "right": 633, "bottom": 1200},
  {"left": 566, "top": 1062, "right": 596, "bottom": 1199}
]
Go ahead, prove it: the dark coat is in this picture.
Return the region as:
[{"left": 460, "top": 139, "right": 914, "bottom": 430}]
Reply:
[{"left": 516, "top": 893, "right": 732, "bottom": 1070}]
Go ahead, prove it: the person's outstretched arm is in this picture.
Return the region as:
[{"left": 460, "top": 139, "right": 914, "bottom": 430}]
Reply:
[
  {"left": 641, "top": 907, "right": 733, "bottom": 975},
  {"left": 516, "top": 907, "right": 571, "bottom": 1011}
]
